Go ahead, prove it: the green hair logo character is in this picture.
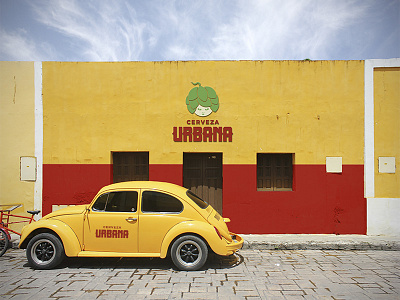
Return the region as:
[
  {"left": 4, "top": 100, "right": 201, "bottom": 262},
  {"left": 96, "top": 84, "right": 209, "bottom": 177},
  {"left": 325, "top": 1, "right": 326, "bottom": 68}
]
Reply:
[{"left": 186, "top": 82, "right": 219, "bottom": 117}]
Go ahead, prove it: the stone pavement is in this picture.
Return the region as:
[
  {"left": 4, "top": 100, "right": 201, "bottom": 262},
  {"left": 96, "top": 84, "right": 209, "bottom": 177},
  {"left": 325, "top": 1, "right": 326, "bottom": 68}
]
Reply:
[{"left": 1, "top": 248, "right": 399, "bottom": 299}]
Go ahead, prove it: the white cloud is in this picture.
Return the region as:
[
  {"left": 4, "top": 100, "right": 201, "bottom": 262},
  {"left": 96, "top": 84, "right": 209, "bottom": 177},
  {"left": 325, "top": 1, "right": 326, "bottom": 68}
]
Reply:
[
  {"left": 206, "top": 0, "right": 371, "bottom": 60},
  {"left": 0, "top": 29, "right": 47, "bottom": 61},
  {"left": 0, "top": 0, "right": 397, "bottom": 61},
  {"left": 135, "top": 0, "right": 375, "bottom": 61},
  {"left": 30, "top": 0, "right": 158, "bottom": 61}
]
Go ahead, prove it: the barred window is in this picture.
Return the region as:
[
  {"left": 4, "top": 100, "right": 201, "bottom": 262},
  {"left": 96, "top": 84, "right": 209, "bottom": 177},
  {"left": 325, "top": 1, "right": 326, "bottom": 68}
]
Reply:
[
  {"left": 257, "top": 154, "right": 293, "bottom": 191},
  {"left": 112, "top": 152, "right": 149, "bottom": 183}
]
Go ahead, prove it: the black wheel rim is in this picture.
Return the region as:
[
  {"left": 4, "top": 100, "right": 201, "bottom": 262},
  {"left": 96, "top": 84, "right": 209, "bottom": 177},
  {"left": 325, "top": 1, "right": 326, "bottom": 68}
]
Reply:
[
  {"left": 31, "top": 239, "right": 56, "bottom": 265},
  {"left": 35, "top": 242, "right": 54, "bottom": 261},
  {"left": 176, "top": 240, "right": 202, "bottom": 267},
  {"left": 180, "top": 243, "right": 199, "bottom": 263}
]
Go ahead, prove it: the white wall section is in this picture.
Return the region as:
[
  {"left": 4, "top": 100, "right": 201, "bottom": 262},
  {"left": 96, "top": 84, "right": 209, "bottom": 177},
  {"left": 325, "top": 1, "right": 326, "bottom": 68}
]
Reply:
[
  {"left": 365, "top": 58, "right": 400, "bottom": 236},
  {"left": 34, "top": 61, "right": 43, "bottom": 219},
  {"left": 367, "top": 198, "right": 400, "bottom": 236}
]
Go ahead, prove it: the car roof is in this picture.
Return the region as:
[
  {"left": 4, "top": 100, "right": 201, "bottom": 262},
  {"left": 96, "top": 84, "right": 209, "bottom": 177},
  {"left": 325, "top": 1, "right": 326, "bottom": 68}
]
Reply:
[{"left": 98, "top": 181, "right": 188, "bottom": 195}]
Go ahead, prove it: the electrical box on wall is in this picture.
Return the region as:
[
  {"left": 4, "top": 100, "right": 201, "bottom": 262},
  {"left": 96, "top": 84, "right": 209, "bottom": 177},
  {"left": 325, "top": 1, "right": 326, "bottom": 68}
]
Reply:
[
  {"left": 326, "top": 157, "right": 342, "bottom": 173},
  {"left": 379, "top": 157, "right": 396, "bottom": 173},
  {"left": 20, "top": 156, "right": 37, "bottom": 181}
]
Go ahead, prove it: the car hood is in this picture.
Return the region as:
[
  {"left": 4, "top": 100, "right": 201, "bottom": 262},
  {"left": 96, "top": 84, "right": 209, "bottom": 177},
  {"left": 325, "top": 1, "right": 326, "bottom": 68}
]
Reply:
[{"left": 42, "top": 205, "right": 87, "bottom": 220}]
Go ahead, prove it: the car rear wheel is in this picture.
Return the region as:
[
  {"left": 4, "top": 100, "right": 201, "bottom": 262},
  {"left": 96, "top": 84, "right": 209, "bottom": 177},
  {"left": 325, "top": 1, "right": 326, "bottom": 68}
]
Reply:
[
  {"left": 171, "top": 235, "right": 208, "bottom": 271},
  {"left": 26, "top": 233, "right": 65, "bottom": 269}
]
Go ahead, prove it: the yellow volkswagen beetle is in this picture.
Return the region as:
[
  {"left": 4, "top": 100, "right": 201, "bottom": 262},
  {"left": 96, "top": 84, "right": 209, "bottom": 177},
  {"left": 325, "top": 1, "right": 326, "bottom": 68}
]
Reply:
[{"left": 19, "top": 181, "right": 243, "bottom": 271}]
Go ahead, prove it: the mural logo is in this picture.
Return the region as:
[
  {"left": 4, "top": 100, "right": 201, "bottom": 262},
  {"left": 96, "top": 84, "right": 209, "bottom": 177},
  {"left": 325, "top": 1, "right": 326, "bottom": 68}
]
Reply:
[
  {"left": 186, "top": 82, "right": 219, "bottom": 117},
  {"left": 173, "top": 82, "right": 232, "bottom": 142}
]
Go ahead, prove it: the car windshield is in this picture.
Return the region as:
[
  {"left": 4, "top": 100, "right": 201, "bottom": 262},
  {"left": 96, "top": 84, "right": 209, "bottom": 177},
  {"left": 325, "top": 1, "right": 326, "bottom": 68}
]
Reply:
[{"left": 186, "top": 190, "right": 209, "bottom": 209}]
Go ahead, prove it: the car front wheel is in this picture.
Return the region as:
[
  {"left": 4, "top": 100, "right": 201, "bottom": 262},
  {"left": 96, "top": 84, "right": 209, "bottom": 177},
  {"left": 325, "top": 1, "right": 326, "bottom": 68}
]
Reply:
[
  {"left": 26, "top": 233, "right": 65, "bottom": 269},
  {"left": 171, "top": 235, "right": 208, "bottom": 271}
]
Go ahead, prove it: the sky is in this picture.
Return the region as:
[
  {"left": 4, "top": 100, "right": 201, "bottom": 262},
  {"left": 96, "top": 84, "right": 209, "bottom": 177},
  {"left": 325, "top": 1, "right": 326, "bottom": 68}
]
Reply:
[{"left": 0, "top": 0, "right": 399, "bottom": 62}]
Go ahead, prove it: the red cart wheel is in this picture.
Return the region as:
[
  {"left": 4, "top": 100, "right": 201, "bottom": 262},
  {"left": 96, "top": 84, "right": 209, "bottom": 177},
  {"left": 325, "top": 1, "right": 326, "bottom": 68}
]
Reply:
[{"left": 0, "top": 229, "right": 10, "bottom": 257}]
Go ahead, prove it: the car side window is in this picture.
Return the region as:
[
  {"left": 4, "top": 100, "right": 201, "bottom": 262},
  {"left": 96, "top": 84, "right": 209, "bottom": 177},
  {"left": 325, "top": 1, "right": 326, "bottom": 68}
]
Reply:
[
  {"left": 92, "top": 193, "right": 108, "bottom": 211},
  {"left": 141, "top": 191, "right": 183, "bottom": 213},
  {"left": 92, "top": 191, "right": 138, "bottom": 212}
]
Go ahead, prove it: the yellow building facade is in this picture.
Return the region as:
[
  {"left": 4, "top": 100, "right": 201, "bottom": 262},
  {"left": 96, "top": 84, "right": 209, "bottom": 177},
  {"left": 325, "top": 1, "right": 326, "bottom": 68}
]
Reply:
[
  {"left": 0, "top": 62, "right": 38, "bottom": 232},
  {"left": 1, "top": 59, "right": 399, "bottom": 235}
]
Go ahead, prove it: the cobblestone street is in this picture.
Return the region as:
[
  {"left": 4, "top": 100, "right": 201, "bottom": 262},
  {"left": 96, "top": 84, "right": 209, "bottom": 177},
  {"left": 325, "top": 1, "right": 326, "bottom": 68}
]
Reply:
[{"left": 1, "top": 249, "right": 399, "bottom": 299}]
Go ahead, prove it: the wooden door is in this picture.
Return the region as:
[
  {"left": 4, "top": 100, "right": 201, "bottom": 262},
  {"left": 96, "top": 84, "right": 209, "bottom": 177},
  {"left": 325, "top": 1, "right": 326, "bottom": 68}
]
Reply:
[{"left": 183, "top": 153, "right": 223, "bottom": 214}]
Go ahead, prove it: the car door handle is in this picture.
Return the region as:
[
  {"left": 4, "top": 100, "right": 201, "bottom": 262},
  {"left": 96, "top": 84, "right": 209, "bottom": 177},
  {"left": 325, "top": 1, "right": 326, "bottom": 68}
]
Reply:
[{"left": 126, "top": 217, "right": 137, "bottom": 222}]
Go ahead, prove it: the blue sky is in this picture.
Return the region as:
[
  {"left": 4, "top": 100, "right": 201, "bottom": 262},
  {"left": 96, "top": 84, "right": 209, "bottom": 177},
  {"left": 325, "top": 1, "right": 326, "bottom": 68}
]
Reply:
[{"left": 0, "top": 0, "right": 399, "bottom": 61}]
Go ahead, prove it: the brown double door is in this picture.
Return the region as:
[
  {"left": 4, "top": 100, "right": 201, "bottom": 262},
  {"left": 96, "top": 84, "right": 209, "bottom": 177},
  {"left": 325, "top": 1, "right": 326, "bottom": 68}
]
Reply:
[{"left": 183, "top": 153, "right": 223, "bottom": 214}]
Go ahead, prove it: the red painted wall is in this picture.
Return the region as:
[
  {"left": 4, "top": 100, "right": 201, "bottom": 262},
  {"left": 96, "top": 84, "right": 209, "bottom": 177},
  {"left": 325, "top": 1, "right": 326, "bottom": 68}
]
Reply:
[
  {"left": 42, "top": 164, "right": 112, "bottom": 216},
  {"left": 43, "top": 163, "right": 366, "bottom": 234},
  {"left": 149, "top": 164, "right": 183, "bottom": 186},
  {"left": 223, "top": 164, "right": 366, "bottom": 234}
]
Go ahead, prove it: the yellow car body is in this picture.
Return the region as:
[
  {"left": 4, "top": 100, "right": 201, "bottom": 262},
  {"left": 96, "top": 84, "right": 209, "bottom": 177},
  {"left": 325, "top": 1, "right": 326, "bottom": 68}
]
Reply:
[{"left": 19, "top": 181, "right": 243, "bottom": 270}]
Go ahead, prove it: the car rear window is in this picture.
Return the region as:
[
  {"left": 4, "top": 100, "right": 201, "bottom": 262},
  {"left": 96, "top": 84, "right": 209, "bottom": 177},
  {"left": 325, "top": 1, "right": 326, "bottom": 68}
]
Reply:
[
  {"left": 186, "top": 190, "right": 209, "bottom": 209},
  {"left": 141, "top": 191, "right": 183, "bottom": 213}
]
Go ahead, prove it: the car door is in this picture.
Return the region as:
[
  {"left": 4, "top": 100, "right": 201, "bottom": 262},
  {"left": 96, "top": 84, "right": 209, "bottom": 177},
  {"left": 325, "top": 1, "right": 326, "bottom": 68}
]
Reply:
[
  {"left": 138, "top": 190, "right": 187, "bottom": 254},
  {"left": 84, "top": 190, "right": 139, "bottom": 253}
]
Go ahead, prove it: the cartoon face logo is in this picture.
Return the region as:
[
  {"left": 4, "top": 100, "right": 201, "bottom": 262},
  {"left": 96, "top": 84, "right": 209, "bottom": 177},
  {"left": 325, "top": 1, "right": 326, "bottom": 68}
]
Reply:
[{"left": 186, "top": 82, "right": 219, "bottom": 117}]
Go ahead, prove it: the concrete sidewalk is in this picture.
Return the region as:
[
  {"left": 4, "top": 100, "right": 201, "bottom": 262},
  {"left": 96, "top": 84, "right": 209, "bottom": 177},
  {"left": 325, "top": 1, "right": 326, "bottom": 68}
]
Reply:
[
  {"left": 241, "top": 234, "right": 400, "bottom": 250},
  {"left": 11, "top": 233, "right": 400, "bottom": 251}
]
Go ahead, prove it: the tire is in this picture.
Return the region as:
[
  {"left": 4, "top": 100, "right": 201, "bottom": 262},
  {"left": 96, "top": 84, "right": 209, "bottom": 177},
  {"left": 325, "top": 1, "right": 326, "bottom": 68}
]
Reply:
[
  {"left": 0, "top": 229, "right": 10, "bottom": 257},
  {"left": 171, "top": 235, "right": 208, "bottom": 271},
  {"left": 26, "top": 233, "right": 65, "bottom": 269}
]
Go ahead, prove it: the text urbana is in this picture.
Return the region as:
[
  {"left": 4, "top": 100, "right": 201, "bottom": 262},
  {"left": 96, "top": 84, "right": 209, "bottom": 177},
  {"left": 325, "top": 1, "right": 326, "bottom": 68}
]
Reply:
[{"left": 173, "top": 120, "right": 233, "bottom": 142}]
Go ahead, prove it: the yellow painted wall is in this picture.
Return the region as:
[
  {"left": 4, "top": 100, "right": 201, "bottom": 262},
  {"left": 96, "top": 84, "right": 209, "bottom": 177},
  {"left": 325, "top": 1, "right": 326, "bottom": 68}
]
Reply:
[
  {"left": 0, "top": 62, "right": 36, "bottom": 228},
  {"left": 43, "top": 61, "right": 364, "bottom": 165},
  {"left": 374, "top": 67, "right": 400, "bottom": 198}
]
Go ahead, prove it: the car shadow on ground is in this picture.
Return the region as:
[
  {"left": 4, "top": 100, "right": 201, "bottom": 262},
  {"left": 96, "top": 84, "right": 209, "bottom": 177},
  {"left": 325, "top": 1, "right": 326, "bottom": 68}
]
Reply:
[{"left": 48, "top": 252, "right": 244, "bottom": 271}]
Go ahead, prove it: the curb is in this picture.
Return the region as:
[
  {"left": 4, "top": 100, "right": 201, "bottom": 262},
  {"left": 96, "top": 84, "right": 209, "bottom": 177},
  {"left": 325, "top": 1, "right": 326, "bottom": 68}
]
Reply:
[
  {"left": 242, "top": 241, "right": 400, "bottom": 251},
  {"left": 240, "top": 234, "right": 400, "bottom": 251},
  {"left": 9, "top": 234, "right": 20, "bottom": 250},
  {"left": 11, "top": 241, "right": 19, "bottom": 249}
]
